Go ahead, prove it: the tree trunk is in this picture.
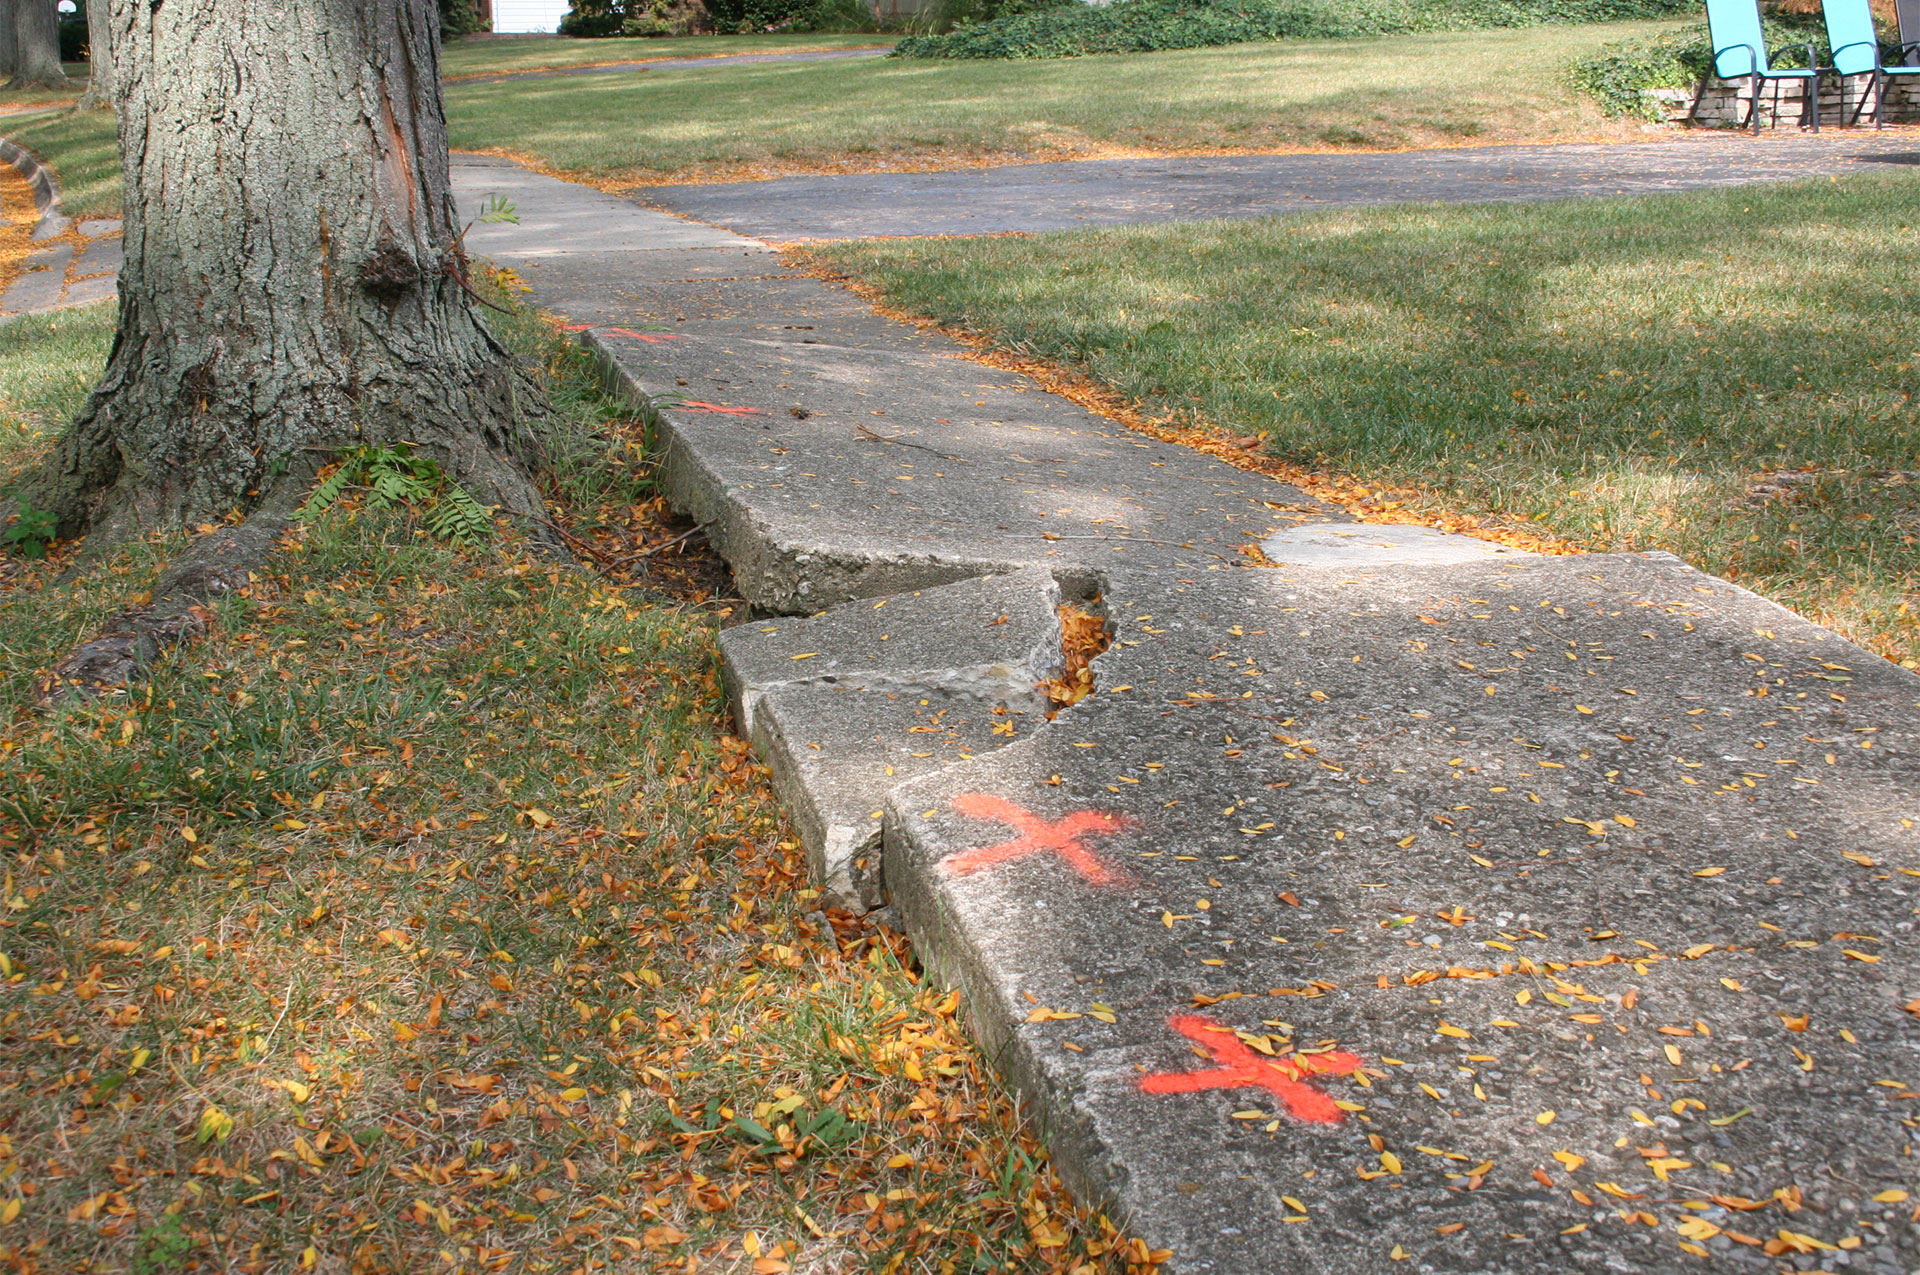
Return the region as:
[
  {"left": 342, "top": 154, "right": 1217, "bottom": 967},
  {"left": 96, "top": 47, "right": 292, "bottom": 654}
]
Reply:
[
  {"left": 5, "top": 0, "right": 67, "bottom": 90},
  {"left": 0, "top": 0, "right": 17, "bottom": 80},
  {"left": 23, "top": 0, "right": 548, "bottom": 545},
  {"left": 75, "top": 0, "right": 110, "bottom": 109}
]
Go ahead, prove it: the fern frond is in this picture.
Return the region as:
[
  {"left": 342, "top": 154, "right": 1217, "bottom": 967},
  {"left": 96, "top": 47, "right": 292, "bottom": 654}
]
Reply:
[
  {"left": 298, "top": 467, "right": 353, "bottom": 521},
  {"left": 426, "top": 483, "right": 495, "bottom": 546}
]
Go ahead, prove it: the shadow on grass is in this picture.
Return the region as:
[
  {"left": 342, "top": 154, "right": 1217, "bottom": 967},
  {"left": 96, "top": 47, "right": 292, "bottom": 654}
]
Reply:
[{"left": 814, "top": 172, "right": 1920, "bottom": 660}]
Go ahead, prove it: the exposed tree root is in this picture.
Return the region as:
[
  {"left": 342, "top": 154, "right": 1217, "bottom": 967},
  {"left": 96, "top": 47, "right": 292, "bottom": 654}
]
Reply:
[{"left": 37, "top": 463, "right": 314, "bottom": 702}]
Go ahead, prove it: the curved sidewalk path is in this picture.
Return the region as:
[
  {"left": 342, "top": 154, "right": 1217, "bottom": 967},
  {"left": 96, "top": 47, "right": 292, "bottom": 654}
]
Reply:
[
  {"left": 0, "top": 138, "right": 121, "bottom": 323},
  {"left": 457, "top": 153, "right": 1920, "bottom": 1274},
  {"left": 642, "top": 130, "right": 1920, "bottom": 240},
  {"left": 447, "top": 44, "right": 889, "bottom": 86}
]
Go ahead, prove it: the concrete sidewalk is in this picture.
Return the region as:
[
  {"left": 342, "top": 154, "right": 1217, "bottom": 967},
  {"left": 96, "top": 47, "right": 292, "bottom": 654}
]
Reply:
[
  {"left": 642, "top": 131, "right": 1920, "bottom": 240},
  {"left": 0, "top": 139, "right": 120, "bottom": 322},
  {"left": 456, "top": 157, "right": 1920, "bottom": 1273}
]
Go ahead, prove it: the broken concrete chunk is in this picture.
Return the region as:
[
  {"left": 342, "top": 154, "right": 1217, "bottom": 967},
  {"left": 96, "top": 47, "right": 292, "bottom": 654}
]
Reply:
[
  {"left": 755, "top": 679, "right": 1046, "bottom": 912},
  {"left": 718, "top": 566, "right": 1063, "bottom": 732}
]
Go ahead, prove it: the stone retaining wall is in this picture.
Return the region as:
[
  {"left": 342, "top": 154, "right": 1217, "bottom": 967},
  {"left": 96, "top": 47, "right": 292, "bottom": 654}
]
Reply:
[{"left": 1646, "top": 73, "right": 1920, "bottom": 128}]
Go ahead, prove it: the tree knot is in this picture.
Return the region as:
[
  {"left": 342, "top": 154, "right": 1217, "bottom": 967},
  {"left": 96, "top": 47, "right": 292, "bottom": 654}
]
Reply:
[{"left": 360, "top": 232, "right": 421, "bottom": 302}]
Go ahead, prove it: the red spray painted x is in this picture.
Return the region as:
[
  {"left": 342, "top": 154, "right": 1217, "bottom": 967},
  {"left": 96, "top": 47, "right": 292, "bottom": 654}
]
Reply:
[
  {"left": 1140, "top": 1015, "right": 1364, "bottom": 1124},
  {"left": 942, "top": 794, "right": 1134, "bottom": 886}
]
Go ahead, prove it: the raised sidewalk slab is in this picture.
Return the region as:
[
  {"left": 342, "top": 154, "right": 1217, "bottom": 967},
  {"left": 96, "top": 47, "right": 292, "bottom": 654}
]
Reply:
[
  {"left": 721, "top": 568, "right": 1064, "bottom": 908},
  {"left": 456, "top": 159, "right": 1920, "bottom": 1273}
]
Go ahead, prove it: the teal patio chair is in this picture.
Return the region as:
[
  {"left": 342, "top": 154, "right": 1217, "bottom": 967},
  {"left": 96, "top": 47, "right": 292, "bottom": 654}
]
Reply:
[
  {"left": 1706, "top": 0, "right": 1823, "bottom": 133},
  {"left": 1824, "top": 0, "right": 1920, "bottom": 126}
]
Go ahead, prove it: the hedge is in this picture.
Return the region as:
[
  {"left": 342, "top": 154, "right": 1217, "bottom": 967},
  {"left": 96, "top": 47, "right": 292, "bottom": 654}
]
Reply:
[
  {"left": 1570, "top": 12, "right": 1847, "bottom": 118},
  {"left": 894, "top": 0, "right": 1697, "bottom": 60}
]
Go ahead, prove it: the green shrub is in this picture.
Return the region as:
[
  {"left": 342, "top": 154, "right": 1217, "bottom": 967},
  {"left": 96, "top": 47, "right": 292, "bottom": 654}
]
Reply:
[
  {"left": 440, "top": 0, "right": 490, "bottom": 38},
  {"left": 903, "top": 0, "right": 1078, "bottom": 37},
  {"left": 791, "top": 0, "right": 890, "bottom": 32},
  {"left": 561, "top": 0, "right": 715, "bottom": 34},
  {"left": 894, "top": 0, "right": 1697, "bottom": 59},
  {"left": 1570, "top": 11, "right": 1850, "bottom": 117},
  {"left": 561, "top": 0, "right": 648, "bottom": 35},
  {"left": 564, "top": 0, "right": 831, "bottom": 33},
  {"left": 58, "top": 15, "right": 88, "bottom": 63},
  {"left": 704, "top": 0, "right": 829, "bottom": 32}
]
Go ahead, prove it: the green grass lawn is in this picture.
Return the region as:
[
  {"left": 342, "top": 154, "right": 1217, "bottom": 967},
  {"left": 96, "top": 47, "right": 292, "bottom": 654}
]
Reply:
[
  {"left": 0, "top": 63, "right": 91, "bottom": 116},
  {"left": 444, "top": 21, "right": 1684, "bottom": 185},
  {"left": 0, "top": 301, "right": 115, "bottom": 496},
  {"left": 0, "top": 294, "right": 1126, "bottom": 1271},
  {"left": 4, "top": 21, "right": 1683, "bottom": 214},
  {"left": 439, "top": 32, "right": 893, "bottom": 78},
  {"left": 0, "top": 108, "right": 120, "bottom": 220},
  {"left": 808, "top": 173, "right": 1920, "bottom": 666}
]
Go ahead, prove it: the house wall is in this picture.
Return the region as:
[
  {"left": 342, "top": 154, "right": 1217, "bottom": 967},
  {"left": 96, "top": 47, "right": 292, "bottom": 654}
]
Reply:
[{"left": 493, "top": 0, "right": 572, "bottom": 33}]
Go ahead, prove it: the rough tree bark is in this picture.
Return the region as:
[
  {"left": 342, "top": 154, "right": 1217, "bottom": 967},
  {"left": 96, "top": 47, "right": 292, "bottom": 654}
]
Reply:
[
  {"left": 75, "top": 0, "right": 110, "bottom": 109},
  {"left": 22, "top": 0, "right": 548, "bottom": 546},
  {"left": 0, "top": 1, "right": 17, "bottom": 79},
  {"left": 5, "top": 0, "right": 67, "bottom": 89}
]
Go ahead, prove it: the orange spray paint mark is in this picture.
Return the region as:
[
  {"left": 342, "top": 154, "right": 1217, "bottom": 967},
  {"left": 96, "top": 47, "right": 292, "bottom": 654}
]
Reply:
[
  {"left": 1140, "top": 1015, "right": 1363, "bottom": 1124},
  {"left": 675, "top": 401, "right": 764, "bottom": 415},
  {"left": 943, "top": 793, "right": 1134, "bottom": 886}
]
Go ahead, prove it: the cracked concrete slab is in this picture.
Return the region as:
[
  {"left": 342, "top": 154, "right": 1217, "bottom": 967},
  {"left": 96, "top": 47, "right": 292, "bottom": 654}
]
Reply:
[
  {"left": 453, "top": 157, "right": 1920, "bottom": 1273},
  {"left": 722, "top": 568, "right": 1064, "bottom": 909},
  {"left": 719, "top": 566, "right": 1063, "bottom": 726},
  {"left": 71, "top": 234, "right": 122, "bottom": 277},
  {"left": 1, "top": 243, "right": 70, "bottom": 313},
  {"left": 582, "top": 309, "right": 1331, "bottom": 612},
  {"left": 886, "top": 553, "right": 1920, "bottom": 1272},
  {"left": 756, "top": 678, "right": 1047, "bottom": 910}
]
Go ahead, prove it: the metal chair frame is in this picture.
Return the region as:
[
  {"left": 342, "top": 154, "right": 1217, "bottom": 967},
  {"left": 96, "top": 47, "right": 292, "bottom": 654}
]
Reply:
[
  {"left": 1707, "top": 0, "right": 1823, "bottom": 134},
  {"left": 1714, "top": 40, "right": 1824, "bottom": 134},
  {"left": 1825, "top": 0, "right": 1920, "bottom": 128}
]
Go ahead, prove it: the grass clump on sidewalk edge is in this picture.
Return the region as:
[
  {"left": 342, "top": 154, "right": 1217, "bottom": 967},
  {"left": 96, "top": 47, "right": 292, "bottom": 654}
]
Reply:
[
  {"left": 805, "top": 174, "right": 1920, "bottom": 666},
  {"left": 895, "top": 0, "right": 1692, "bottom": 60},
  {"left": 0, "top": 292, "right": 1150, "bottom": 1273}
]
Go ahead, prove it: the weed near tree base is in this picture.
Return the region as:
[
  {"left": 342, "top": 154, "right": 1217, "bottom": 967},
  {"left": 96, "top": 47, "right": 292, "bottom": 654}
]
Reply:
[{"left": 0, "top": 298, "right": 1144, "bottom": 1273}]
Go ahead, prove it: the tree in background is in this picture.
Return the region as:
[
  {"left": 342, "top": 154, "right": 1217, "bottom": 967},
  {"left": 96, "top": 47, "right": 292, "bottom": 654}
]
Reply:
[
  {"left": 4, "top": 0, "right": 68, "bottom": 89},
  {"left": 19, "top": 0, "right": 548, "bottom": 553},
  {"left": 75, "top": 0, "right": 111, "bottom": 110}
]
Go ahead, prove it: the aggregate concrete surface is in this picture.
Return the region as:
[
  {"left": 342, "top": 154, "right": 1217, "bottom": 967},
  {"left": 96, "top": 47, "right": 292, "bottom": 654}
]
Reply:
[
  {"left": 455, "top": 157, "right": 1920, "bottom": 1273},
  {"left": 642, "top": 132, "right": 1920, "bottom": 241},
  {"left": 888, "top": 554, "right": 1920, "bottom": 1272}
]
